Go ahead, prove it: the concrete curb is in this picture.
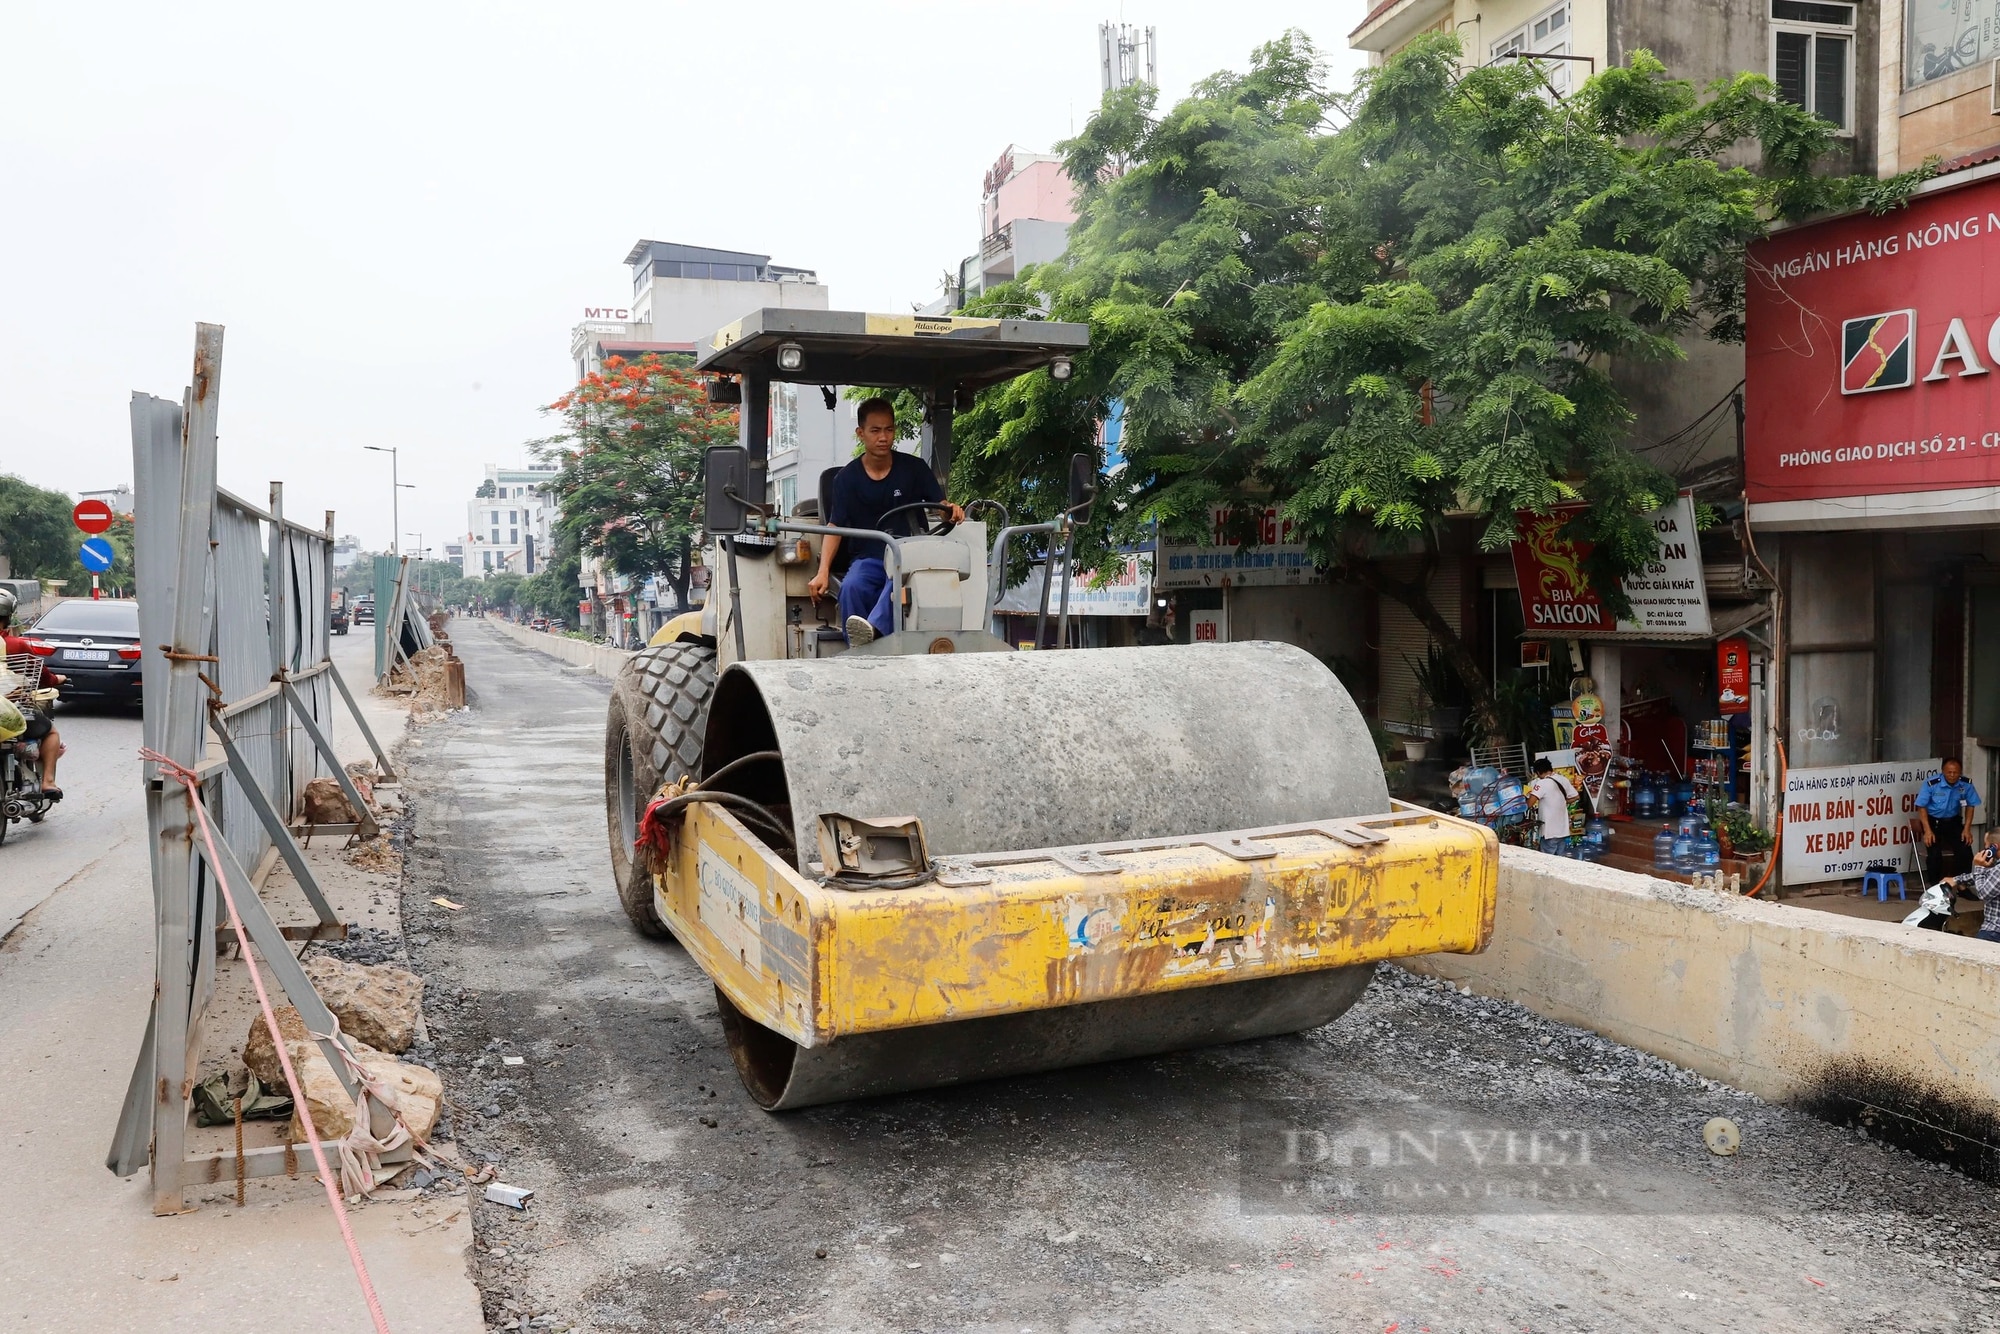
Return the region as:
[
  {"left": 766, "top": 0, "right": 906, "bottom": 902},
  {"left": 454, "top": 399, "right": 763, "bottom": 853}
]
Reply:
[
  {"left": 1407, "top": 845, "right": 2000, "bottom": 1125},
  {"left": 484, "top": 618, "right": 634, "bottom": 680}
]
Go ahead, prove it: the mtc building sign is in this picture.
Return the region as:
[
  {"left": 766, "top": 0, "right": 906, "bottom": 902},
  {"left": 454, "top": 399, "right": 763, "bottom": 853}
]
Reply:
[
  {"left": 1746, "top": 173, "right": 2000, "bottom": 511},
  {"left": 1509, "top": 494, "right": 1711, "bottom": 637}
]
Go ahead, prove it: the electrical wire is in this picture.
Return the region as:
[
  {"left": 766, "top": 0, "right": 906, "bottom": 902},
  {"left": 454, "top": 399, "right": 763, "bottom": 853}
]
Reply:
[
  {"left": 639, "top": 751, "right": 795, "bottom": 853},
  {"left": 648, "top": 789, "right": 795, "bottom": 851}
]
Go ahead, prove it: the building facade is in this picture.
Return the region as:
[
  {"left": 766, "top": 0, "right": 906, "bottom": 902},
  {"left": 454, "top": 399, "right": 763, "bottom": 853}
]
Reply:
[
  {"left": 568, "top": 239, "right": 846, "bottom": 526},
  {"left": 462, "top": 464, "right": 559, "bottom": 578},
  {"left": 951, "top": 147, "right": 1080, "bottom": 308},
  {"left": 1743, "top": 1, "right": 2000, "bottom": 854}
]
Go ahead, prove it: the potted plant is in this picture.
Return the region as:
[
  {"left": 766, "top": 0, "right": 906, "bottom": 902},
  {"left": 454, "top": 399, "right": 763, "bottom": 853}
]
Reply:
[
  {"left": 1711, "top": 804, "right": 1773, "bottom": 859},
  {"left": 1406, "top": 644, "right": 1471, "bottom": 742}
]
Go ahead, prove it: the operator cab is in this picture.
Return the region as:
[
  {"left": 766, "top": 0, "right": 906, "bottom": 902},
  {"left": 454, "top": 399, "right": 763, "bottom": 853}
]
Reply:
[{"left": 687, "top": 309, "right": 1091, "bottom": 666}]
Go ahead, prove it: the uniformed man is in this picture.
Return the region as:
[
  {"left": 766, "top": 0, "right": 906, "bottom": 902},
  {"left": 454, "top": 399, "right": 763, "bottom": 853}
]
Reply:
[{"left": 1918, "top": 757, "right": 1981, "bottom": 883}]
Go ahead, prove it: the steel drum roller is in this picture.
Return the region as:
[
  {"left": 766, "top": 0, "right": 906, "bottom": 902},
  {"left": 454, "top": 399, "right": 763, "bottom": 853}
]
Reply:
[{"left": 697, "top": 642, "right": 1396, "bottom": 1109}]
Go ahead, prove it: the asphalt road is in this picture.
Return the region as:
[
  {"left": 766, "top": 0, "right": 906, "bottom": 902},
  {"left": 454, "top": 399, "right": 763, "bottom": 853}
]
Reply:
[
  {"left": 0, "top": 693, "right": 145, "bottom": 941},
  {"left": 406, "top": 623, "right": 2000, "bottom": 1334}
]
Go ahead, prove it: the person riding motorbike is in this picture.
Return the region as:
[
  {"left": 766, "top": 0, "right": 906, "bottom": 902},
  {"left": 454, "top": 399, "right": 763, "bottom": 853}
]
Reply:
[{"left": 0, "top": 588, "right": 63, "bottom": 800}]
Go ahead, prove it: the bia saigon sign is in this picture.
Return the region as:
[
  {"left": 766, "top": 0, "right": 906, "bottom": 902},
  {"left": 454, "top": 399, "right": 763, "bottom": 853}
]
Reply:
[
  {"left": 1746, "top": 175, "right": 2000, "bottom": 503},
  {"left": 1509, "top": 493, "right": 1711, "bottom": 637}
]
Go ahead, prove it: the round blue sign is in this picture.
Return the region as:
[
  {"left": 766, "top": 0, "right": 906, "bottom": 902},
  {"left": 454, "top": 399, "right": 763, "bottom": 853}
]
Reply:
[{"left": 79, "top": 537, "right": 115, "bottom": 573}]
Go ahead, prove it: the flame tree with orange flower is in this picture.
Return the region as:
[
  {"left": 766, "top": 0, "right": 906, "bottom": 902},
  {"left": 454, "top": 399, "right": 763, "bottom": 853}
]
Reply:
[{"left": 532, "top": 354, "right": 738, "bottom": 617}]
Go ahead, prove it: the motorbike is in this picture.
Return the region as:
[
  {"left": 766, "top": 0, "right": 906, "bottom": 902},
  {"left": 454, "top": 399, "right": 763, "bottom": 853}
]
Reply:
[{"left": 0, "top": 654, "right": 60, "bottom": 843}]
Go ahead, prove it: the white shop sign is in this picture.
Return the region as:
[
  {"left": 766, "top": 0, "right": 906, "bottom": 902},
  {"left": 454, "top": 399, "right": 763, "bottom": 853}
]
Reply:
[
  {"left": 1189, "top": 609, "right": 1225, "bottom": 643},
  {"left": 1157, "top": 506, "right": 1323, "bottom": 590},
  {"left": 1781, "top": 759, "right": 1939, "bottom": 887}
]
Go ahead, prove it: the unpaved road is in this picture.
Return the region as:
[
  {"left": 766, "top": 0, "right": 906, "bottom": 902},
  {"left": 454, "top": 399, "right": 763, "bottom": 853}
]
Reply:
[{"left": 401, "top": 623, "right": 2000, "bottom": 1333}]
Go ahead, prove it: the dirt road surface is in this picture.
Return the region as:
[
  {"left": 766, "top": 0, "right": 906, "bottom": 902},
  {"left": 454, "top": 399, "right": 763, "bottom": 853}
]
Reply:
[{"left": 403, "top": 623, "right": 2000, "bottom": 1333}]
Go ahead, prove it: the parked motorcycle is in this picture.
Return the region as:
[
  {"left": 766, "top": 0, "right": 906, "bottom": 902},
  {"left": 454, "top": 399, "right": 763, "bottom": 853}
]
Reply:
[{"left": 0, "top": 654, "right": 60, "bottom": 843}]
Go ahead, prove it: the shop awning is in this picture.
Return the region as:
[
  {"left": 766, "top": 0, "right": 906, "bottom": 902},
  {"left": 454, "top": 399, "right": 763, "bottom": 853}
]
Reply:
[{"left": 1519, "top": 600, "right": 1771, "bottom": 648}]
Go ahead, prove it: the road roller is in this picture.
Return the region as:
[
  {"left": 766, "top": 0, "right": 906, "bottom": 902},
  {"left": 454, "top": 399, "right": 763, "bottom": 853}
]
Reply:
[{"left": 603, "top": 308, "right": 1497, "bottom": 1109}]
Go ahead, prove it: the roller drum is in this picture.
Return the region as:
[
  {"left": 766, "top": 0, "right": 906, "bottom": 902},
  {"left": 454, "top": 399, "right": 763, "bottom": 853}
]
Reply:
[
  {"left": 717, "top": 965, "right": 1378, "bottom": 1110},
  {"left": 704, "top": 641, "right": 1390, "bottom": 863},
  {"left": 698, "top": 641, "right": 1391, "bottom": 1109}
]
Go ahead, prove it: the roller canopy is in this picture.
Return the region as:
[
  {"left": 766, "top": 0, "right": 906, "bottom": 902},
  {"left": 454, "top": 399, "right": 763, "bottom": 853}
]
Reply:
[
  {"left": 694, "top": 309, "right": 1088, "bottom": 392},
  {"left": 704, "top": 641, "right": 1389, "bottom": 866}
]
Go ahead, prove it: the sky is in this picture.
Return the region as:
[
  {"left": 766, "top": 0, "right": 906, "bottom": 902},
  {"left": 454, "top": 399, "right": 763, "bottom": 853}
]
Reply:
[{"left": 0, "top": 1, "right": 1369, "bottom": 558}]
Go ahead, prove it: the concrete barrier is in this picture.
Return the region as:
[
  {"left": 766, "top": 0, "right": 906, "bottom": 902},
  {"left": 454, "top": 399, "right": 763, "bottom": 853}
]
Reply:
[
  {"left": 485, "top": 619, "right": 634, "bottom": 681},
  {"left": 1409, "top": 847, "right": 2000, "bottom": 1152}
]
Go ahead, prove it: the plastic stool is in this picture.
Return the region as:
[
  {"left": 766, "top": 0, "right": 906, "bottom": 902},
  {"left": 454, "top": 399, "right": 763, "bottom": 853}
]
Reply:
[{"left": 1862, "top": 869, "right": 1906, "bottom": 902}]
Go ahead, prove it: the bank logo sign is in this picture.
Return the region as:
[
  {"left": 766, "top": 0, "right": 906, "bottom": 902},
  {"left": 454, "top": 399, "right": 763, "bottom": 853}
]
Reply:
[{"left": 1840, "top": 308, "right": 1915, "bottom": 394}]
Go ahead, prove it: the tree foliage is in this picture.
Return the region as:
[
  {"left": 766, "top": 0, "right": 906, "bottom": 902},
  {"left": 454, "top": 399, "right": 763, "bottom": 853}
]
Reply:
[
  {"left": 532, "top": 355, "right": 736, "bottom": 612},
  {"left": 956, "top": 32, "right": 1930, "bottom": 718}
]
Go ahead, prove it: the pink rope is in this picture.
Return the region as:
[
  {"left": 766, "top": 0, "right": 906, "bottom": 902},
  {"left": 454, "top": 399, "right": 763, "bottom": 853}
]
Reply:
[{"left": 141, "top": 748, "right": 393, "bottom": 1334}]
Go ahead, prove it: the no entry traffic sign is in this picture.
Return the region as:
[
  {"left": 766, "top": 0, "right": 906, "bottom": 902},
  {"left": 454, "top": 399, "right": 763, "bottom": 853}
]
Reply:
[{"left": 72, "top": 498, "right": 114, "bottom": 534}]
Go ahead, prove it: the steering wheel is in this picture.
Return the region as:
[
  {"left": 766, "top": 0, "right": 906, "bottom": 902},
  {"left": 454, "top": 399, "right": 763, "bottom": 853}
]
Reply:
[{"left": 875, "top": 502, "right": 957, "bottom": 537}]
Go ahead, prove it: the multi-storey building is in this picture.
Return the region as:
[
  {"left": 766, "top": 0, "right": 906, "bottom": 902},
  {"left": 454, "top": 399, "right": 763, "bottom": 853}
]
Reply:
[
  {"left": 954, "top": 147, "right": 1080, "bottom": 306},
  {"left": 567, "top": 240, "right": 846, "bottom": 527},
  {"left": 462, "top": 464, "right": 559, "bottom": 578}
]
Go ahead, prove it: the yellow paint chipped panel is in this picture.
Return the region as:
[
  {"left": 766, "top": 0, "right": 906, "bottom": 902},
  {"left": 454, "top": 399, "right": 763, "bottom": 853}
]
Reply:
[{"left": 655, "top": 807, "right": 1497, "bottom": 1046}]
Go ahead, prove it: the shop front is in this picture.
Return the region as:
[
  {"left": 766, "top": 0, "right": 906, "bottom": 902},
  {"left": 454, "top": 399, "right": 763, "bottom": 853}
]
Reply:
[
  {"left": 1491, "top": 492, "right": 1775, "bottom": 878},
  {"left": 991, "top": 550, "right": 1156, "bottom": 648},
  {"left": 1744, "top": 164, "right": 2000, "bottom": 887}
]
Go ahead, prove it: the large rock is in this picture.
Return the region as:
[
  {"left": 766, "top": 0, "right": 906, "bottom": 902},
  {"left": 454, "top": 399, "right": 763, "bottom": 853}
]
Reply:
[
  {"left": 359, "top": 1047, "right": 442, "bottom": 1144},
  {"left": 243, "top": 1005, "right": 360, "bottom": 1141},
  {"left": 244, "top": 1005, "right": 441, "bottom": 1145},
  {"left": 300, "top": 777, "right": 359, "bottom": 825},
  {"left": 302, "top": 956, "right": 423, "bottom": 1053}
]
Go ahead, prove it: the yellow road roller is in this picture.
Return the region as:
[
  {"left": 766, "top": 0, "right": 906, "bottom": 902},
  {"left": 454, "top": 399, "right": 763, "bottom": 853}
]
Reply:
[{"left": 604, "top": 308, "right": 1496, "bottom": 1109}]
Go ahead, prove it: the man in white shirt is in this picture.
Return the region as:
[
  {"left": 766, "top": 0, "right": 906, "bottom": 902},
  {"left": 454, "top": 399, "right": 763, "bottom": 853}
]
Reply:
[{"left": 1530, "top": 757, "right": 1577, "bottom": 856}]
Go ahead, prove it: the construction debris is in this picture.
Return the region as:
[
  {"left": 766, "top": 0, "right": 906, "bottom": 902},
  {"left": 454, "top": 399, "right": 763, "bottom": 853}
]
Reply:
[
  {"left": 348, "top": 831, "right": 402, "bottom": 874},
  {"left": 243, "top": 1004, "right": 442, "bottom": 1144},
  {"left": 379, "top": 643, "right": 465, "bottom": 715},
  {"left": 302, "top": 956, "right": 425, "bottom": 1054},
  {"left": 483, "top": 1183, "right": 534, "bottom": 1210}
]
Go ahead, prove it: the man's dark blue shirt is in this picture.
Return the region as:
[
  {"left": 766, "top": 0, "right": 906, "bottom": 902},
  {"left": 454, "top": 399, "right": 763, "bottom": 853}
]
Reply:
[{"left": 827, "top": 452, "right": 943, "bottom": 565}]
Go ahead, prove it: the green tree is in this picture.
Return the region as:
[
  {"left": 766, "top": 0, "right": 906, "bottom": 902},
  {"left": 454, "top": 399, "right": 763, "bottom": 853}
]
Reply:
[
  {"left": 481, "top": 571, "right": 526, "bottom": 611},
  {"left": 532, "top": 354, "right": 736, "bottom": 612},
  {"left": 518, "top": 536, "right": 582, "bottom": 625},
  {"left": 958, "top": 32, "right": 1929, "bottom": 726}
]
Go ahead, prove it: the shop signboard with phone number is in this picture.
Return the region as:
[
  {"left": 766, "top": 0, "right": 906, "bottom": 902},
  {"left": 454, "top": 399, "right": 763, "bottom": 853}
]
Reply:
[{"left": 1781, "top": 759, "right": 1940, "bottom": 887}]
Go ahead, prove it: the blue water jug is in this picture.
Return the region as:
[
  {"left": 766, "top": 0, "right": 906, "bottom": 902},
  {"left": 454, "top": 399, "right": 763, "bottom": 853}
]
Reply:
[
  {"left": 1653, "top": 828, "right": 1677, "bottom": 870},
  {"left": 1696, "top": 831, "right": 1721, "bottom": 873},
  {"left": 1632, "top": 781, "right": 1656, "bottom": 819},
  {"left": 1673, "top": 831, "right": 1697, "bottom": 873},
  {"left": 1584, "top": 818, "right": 1610, "bottom": 862}
]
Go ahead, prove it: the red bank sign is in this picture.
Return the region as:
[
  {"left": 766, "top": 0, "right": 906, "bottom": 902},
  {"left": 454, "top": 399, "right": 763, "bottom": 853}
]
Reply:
[{"left": 1745, "top": 175, "right": 2000, "bottom": 503}]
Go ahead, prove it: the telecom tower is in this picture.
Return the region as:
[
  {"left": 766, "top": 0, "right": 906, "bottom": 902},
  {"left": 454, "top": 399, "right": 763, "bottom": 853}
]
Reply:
[{"left": 1098, "top": 21, "right": 1157, "bottom": 92}]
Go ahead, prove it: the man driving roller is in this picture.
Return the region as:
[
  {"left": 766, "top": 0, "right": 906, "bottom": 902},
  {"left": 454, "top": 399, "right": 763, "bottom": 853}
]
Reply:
[{"left": 806, "top": 397, "right": 963, "bottom": 645}]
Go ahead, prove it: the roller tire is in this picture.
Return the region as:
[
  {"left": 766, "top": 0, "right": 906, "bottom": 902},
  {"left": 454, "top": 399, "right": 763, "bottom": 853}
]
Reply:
[{"left": 604, "top": 640, "right": 717, "bottom": 938}]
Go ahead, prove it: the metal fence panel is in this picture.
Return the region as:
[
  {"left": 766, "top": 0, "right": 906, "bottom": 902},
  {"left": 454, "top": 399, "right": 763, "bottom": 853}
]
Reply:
[
  {"left": 214, "top": 497, "right": 279, "bottom": 873},
  {"left": 282, "top": 523, "right": 336, "bottom": 794},
  {"left": 111, "top": 326, "right": 392, "bottom": 1210}
]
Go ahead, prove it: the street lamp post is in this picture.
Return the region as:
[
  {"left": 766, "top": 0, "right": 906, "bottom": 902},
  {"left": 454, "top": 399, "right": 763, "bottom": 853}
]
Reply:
[{"left": 364, "top": 445, "right": 402, "bottom": 557}]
